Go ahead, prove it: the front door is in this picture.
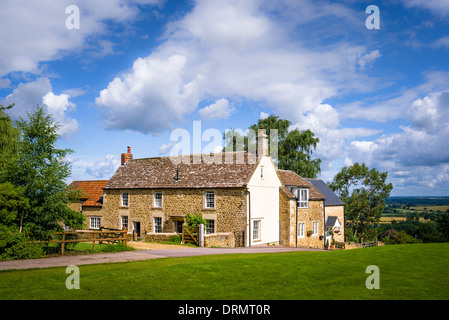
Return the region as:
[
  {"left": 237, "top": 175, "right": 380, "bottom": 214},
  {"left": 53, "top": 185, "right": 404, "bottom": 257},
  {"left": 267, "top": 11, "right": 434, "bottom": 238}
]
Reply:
[{"left": 133, "top": 221, "right": 141, "bottom": 239}]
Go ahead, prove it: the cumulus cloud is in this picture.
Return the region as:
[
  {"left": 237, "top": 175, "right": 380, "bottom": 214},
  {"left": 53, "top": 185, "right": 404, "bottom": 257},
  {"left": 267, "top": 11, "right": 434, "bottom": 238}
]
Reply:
[
  {"left": 0, "top": 0, "right": 163, "bottom": 76},
  {"left": 198, "top": 98, "right": 234, "bottom": 120},
  {"left": 96, "top": 54, "right": 203, "bottom": 133},
  {"left": 96, "top": 0, "right": 376, "bottom": 134},
  {"left": 85, "top": 154, "right": 120, "bottom": 179},
  {"left": 1, "top": 77, "right": 78, "bottom": 137}
]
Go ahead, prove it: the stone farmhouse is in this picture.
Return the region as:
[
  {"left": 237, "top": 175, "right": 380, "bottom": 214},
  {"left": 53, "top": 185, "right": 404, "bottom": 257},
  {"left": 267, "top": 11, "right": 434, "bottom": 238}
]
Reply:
[{"left": 69, "top": 131, "right": 344, "bottom": 248}]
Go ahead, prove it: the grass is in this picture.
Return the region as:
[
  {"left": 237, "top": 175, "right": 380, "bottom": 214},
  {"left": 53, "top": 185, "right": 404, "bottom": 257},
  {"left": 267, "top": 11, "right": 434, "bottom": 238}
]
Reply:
[{"left": 0, "top": 243, "right": 448, "bottom": 300}]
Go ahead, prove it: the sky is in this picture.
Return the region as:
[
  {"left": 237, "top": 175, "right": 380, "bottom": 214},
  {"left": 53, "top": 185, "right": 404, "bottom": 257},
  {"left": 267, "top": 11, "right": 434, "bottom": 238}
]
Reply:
[{"left": 1, "top": 0, "right": 449, "bottom": 196}]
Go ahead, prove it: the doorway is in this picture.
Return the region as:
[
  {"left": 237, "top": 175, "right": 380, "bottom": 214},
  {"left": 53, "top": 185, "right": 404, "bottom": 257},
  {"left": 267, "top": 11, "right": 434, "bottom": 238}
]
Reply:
[{"left": 133, "top": 221, "right": 141, "bottom": 240}]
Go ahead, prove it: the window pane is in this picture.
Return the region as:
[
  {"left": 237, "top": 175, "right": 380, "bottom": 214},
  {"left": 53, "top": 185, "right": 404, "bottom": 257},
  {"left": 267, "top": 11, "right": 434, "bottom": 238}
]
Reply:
[
  {"left": 122, "top": 193, "right": 129, "bottom": 206},
  {"left": 121, "top": 216, "right": 128, "bottom": 229},
  {"left": 154, "top": 192, "right": 162, "bottom": 207},
  {"left": 252, "top": 220, "right": 260, "bottom": 240},
  {"left": 205, "top": 220, "right": 215, "bottom": 234},
  {"left": 205, "top": 192, "right": 214, "bottom": 208},
  {"left": 154, "top": 217, "right": 162, "bottom": 233}
]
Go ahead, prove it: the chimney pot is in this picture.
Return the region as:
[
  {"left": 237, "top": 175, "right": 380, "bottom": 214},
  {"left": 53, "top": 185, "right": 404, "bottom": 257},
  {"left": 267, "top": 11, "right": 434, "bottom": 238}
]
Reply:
[{"left": 121, "top": 146, "right": 133, "bottom": 165}]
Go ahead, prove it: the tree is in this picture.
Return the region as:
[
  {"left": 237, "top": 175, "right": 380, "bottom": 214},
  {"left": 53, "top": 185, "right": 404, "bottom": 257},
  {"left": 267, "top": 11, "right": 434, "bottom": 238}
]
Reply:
[
  {"left": 4, "top": 106, "right": 84, "bottom": 238},
  {"left": 329, "top": 163, "right": 393, "bottom": 241},
  {"left": 224, "top": 114, "right": 321, "bottom": 178},
  {"left": 0, "top": 104, "right": 20, "bottom": 181}
]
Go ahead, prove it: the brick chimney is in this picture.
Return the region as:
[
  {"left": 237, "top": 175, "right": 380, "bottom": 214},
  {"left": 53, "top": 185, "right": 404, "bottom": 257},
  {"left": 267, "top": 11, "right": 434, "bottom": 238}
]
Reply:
[
  {"left": 257, "top": 129, "right": 268, "bottom": 157},
  {"left": 121, "top": 146, "right": 133, "bottom": 165}
]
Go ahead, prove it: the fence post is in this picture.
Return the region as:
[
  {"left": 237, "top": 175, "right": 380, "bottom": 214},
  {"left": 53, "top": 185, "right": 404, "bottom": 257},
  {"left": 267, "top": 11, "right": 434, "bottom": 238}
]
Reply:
[
  {"left": 93, "top": 232, "right": 96, "bottom": 250},
  {"left": 198, "top": 224, "right": 204, "bottom": 247},
  {"left": 123, "top": 227, "right": 128, "bottom": 246},
  {"left": 61, "top": 232, "right": 65, "bottom": 256}
]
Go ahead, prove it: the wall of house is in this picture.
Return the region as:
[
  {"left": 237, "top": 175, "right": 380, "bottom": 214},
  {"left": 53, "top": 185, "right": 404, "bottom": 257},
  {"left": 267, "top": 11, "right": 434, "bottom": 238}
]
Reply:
[
  {"left": 246, "top": 156, "right": 282, "bottom": 246},
  {"left": 101, "top": 187, "right": 247, "bottom": 243},
  {"left": 279, "top": 190, "right": 297, "bottom": 247},
  {"left": 325, "top": 205, "right": 345, "bottom": 243},
  {"left": 296, "top": 200, "right": 325, "bottom": 248}
]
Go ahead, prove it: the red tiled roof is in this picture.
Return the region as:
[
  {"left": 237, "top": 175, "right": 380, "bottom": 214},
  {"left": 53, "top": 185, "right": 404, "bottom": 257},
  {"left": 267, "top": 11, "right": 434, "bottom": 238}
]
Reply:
[{"left": 69, "top": 180, "right": 108, "bottom": 207}]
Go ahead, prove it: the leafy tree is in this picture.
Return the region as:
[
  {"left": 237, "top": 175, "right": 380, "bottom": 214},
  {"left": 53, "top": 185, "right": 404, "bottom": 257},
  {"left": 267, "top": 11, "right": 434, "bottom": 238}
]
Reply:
[
  {"left": 4, "top": 106, "right": 84, "bottom": 238},
  {"left": 224, "top": 114, "right": 321, "bottom": 178},
  {"left": 436, "top": 213, "right": 449, "bottom": 242},
  {"left": 329, "top": 162, "right": 393, "bottom": 241},
  {"left": 0, "top": 104, "right": 20, "bottom": 181},
  {"left": 0, "top": 182, "right": 30, "bottom": 232}
]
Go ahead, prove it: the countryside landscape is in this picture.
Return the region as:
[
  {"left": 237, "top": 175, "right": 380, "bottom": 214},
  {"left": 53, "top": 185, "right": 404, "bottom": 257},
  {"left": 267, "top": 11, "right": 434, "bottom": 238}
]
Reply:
[{"left": 1, "top": 0, "right": 449, "bottom": 310}]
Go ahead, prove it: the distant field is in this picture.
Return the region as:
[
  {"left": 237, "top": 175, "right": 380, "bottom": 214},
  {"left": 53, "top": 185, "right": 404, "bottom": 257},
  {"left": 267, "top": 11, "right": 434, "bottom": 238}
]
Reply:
[
  {"left": 410, "top": 205, "right": 449, "bottom": 212},
  {"left": 379, "top": 216, "right": 428, "bottom": 223}
]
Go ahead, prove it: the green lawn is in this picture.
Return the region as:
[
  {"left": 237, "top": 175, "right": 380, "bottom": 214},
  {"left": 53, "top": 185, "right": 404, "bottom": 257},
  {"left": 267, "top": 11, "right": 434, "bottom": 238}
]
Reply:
[{"left": 0, "top": 243, "right": 448, "bottom": 300}]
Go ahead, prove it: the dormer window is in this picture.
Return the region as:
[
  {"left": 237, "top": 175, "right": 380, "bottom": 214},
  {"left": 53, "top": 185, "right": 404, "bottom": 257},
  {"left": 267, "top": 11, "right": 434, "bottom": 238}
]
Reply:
[{"left": 297, "top": 188, "right": 309, "bottom": 208}]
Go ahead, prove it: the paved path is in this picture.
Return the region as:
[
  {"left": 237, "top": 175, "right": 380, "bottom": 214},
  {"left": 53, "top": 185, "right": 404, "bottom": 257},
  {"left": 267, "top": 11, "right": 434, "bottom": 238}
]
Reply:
[{"left": 0, "top": 245, "right": 321, "bottom": 271}]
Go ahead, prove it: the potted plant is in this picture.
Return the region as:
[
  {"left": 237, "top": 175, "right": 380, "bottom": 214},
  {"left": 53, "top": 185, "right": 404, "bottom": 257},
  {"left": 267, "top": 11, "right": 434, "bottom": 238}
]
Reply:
[
  {"left": 325, "top": 239, "right": 329, "bottom": 249},
  {"left": 330, "top": 239, "right": 335, "bottom": 248},
  {"left": 307, "top": 230, "right": 313, "bottom": 237}
]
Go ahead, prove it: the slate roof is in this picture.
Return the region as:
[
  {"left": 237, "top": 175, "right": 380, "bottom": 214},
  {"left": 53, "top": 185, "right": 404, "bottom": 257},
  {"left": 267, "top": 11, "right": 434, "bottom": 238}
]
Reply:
[
  {"left": 104, "top": 152, "right": 260, "bottom": 190},
  {"left": 69, "top": 180, "right": 108, "bottom": 207},
  {"left": 305, "top": 178, "right": 344, "bottom": 206},
  {"left": 277, "top": 169, "right": 324, "bottom": 200},
  {"left": 325, "top": 216, "right": 340, "bottom": 227}
]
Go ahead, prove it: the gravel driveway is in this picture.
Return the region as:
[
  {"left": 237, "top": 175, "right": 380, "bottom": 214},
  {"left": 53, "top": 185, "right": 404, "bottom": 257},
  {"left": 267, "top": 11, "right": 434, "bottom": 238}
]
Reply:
[{"left": 0, "top": 243, "right": 322, "bottom": 271}]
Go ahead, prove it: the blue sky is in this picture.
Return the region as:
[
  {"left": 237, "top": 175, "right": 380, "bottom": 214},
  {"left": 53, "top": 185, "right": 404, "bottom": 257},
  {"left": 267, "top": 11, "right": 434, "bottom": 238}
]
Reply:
[{"left": 1, "top": 0, "right": 449, "bottom": 196}]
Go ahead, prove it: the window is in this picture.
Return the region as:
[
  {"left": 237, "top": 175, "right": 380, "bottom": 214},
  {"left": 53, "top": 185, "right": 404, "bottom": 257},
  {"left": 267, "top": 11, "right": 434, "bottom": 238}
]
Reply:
[
  {"left": 205, "top": 191, "right": 215, "bottom": 209},
  {"left": 298, "top": 222, "right": 305, "bottom": 238},
  {"left": 90, "top": 216, "right": 101, "bottom": 229},
  {"left": 313, "top": 221, "right": 319, "bottom": 236},
  {"left": 260, "top": 166, "right": 264, "bottom": 179},
  {"left": 205, "top": 220, "right": 215, "bottom": 234},
  {"left": 121, "top": 216, "right": 128, "bottom": 230},
  {"left": 154, "top": 192, "right": 162, "bottom": 208},
  {"left": 297, "top": 189, "right": 309, "bottom": 208},
  {"left": 252, "top": 220, "right": 261, "bottom": 241},
  {"left": 121, "top": 192, "right": 129, "bottom": 207},
  {"left": 154, "top": 217, "right": 162, "bottom": 233}
]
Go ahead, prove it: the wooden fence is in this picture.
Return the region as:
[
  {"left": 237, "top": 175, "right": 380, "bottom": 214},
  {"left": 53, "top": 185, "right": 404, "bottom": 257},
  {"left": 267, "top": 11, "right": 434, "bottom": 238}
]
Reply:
[{"left": 29, "top": 228, "right": 128, "bottom": 255}]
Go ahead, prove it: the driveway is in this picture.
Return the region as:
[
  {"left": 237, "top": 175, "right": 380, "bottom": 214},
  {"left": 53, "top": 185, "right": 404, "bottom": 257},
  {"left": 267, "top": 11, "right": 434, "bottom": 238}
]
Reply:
[{"left": 0, "top": 244, "right": 322, "bottom": 271}]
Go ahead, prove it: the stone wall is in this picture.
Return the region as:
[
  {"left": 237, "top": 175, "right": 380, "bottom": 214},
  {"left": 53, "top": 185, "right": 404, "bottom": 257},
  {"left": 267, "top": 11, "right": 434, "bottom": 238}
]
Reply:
[
  {"left": 204, "top": 233, "right": 235, "bottom": 247},
  {"left": 102, "top": 187, "right": 247, "bottom": 243},
  {"left": 295, "top": 200, "right": 325, "bottom": 249}
]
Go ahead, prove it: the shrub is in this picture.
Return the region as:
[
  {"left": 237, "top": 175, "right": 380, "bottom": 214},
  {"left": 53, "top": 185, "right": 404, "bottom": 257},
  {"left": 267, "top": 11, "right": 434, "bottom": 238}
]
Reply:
[
  {"left": 185, "top": 213, "right": 206, "bottom": 227},
  {"left": 0, "top": 230, "right": 43, "bottom": 260},
  {"left": 168, "top": 235, "right": 181, "bottom": 244}
]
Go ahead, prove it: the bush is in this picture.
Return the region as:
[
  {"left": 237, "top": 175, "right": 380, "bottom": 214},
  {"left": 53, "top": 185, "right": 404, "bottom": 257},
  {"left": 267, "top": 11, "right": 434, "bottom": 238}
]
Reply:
[
  {"left": 0, "top": 230, "right": 43, "bottom": 260},
  {"left": 185, "top": 213, "right": 206, "bottom": 227},
  {"left": 168, "top": 235, "right": 181, "bottom": 244}
]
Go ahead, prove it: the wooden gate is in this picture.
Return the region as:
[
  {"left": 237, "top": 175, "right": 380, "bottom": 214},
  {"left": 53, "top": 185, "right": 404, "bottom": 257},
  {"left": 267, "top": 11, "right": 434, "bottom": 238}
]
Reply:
[{"left": 182, "top": 225, "right": 199, "bottom": 245}]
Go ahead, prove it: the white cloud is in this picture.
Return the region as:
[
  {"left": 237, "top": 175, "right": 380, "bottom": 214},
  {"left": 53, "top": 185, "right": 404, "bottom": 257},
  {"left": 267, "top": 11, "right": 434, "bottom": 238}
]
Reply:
[
  {"left": 0, "top": 0, "right": 163, "bottom": 76},
  {"left": 259, "top": 112, "right": 269, "bottom": 119},
  {"left": 402, "top": 0, "right": 449, "bottom": 16},
  {"left": 1, "top": 77, "right": 78, "bottom": 137},
  {"left": 96, "top": 54, "right": 203, "bottom": 133},
  {"left": 97, "top": 0, "right": 375, "bottom": 134},
  {"left": 358, "top": 50, "right": 381, "bottom": 70},
  {"left": 85, "top": 154, "right": 120, "bottom": 179},
  {"left": 198, "top": 98, "right": 234, "bottom": 120},
  {"left": 42, "top": 92, "right": 79, "bottom": 137}
]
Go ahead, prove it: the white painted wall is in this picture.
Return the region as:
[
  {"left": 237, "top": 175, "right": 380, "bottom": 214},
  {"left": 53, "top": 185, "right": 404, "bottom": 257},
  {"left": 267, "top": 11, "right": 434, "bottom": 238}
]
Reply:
[{"left": 246, "top": 156, "right": 282, "bottom": 246}]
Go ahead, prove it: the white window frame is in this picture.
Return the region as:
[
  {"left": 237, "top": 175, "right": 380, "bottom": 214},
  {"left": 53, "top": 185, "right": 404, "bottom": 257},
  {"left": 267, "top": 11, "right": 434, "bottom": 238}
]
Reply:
[
  {"left": 90, "top": 216, "right": 101, "bottom": 230},
  {"left": 205, "top": 220, "right": 215, "bottom": 234},
  {"left": 312, "top": 221, "right": 319, "bottom": 236},
  {"left": 297, "top": 188, "right": 309, "bottom": 208},
  {"left": 154, "top": 192, "right": 162, "bottom": 208},
  {"left": 121, "top": 192, "right": 129, "bottom": 207},
  {"left": 205, "top": 191, "right": 215, "bottom": 209},
  {"left": 298, "top": 222, "right": 305, "bottom": 238},
  {"left": 154, "top": 217, "right": 162, "bottom": 233},
  {"left": 252, "top": 220, "right": 261, "bottom": 241},
  {"left": 121, "top": 216, "right": 128, "bottom": 230}
]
